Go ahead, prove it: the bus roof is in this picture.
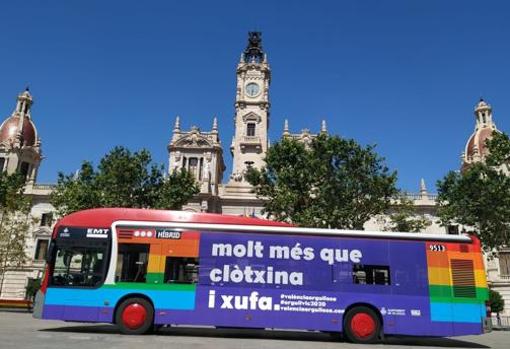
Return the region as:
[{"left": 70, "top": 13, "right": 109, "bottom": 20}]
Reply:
[
  {"left": 56, "top": 208, "right": 291, "bottom": 229},
  {"left": 56, "top": 208, "right": 473, "bottom": 243}
]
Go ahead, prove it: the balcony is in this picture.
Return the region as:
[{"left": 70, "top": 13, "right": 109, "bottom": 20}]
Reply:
[
  {"left": 405, "top": 193, "right": 438, "bottom": 201},
  {"left": 240, "top": 136, "right": 262, "bottom": 153},
  {"left": 241, "top": 136, "right": 261, "bottom": 144}
]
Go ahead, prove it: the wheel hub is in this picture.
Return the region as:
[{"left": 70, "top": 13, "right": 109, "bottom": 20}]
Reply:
[
  {"left": 122, "top": 303, "right": 147, "bottom": 330},
  {"left": 350, "top": 312, "right": 376, "bottom": 339}
]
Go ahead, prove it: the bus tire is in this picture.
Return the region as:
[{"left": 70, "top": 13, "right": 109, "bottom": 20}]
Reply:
[
  {"left": 115, "top": 297, "right": 154, "bottom": 335},
  {"left": 343, "top": 306, "right": 381, "bottom": 344}
]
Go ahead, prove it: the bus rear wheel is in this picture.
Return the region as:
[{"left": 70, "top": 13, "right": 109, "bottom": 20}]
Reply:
[
  {"left": 343, "top": 306, "right": 381, "bottom": 344},
  {"left": 116, "top": 297, "right": 154, "bottom": 335}
]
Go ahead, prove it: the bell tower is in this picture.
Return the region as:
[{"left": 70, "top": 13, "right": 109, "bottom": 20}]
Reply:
[{"left": 228, "top": 32, "right": 271, "bottom": 184}]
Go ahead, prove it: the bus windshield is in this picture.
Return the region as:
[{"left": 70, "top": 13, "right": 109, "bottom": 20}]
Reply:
[
  {"left": 51, "top": 245, "right": 107, "bottom": 287},
  {"left": 48, "top": 226, "right": 111, "bottom": 288}
]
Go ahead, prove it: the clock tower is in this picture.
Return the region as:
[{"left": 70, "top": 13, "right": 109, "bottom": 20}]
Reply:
[{"left": 228, "top": 32, "right": 271, "bottom": 185}]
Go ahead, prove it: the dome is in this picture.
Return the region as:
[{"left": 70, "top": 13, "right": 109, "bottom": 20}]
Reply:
[
  {"left": 465, "top": 127, "right": 494, "bottom": 160},
  {"left": 0, "top": 115, "right": 37, "bottom": 146}
]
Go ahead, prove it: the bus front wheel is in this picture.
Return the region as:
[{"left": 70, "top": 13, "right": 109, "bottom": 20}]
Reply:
[
  {"left": 343, "top": 306, "right": 381, "bottom": 344},
  {"left": 115, "top": 297, "right": 154, "bottom": 335}
]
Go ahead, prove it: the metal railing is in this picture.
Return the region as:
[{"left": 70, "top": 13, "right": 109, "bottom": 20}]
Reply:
[
  {"left": 404, "top": 193, "right": 438, "bottom": 201},
  {"left": 33, "top": 183, "right": 56, "bottom": 190},
  {"left": 491, "top": 315, "right": 510, "bottom": 329}
]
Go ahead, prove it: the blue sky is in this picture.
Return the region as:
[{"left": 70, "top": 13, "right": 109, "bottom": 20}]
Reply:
[{"left": 1, "top": 0, "right": 509, "bottom": 192}]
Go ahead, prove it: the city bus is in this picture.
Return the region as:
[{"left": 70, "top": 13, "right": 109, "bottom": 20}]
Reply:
[{"left": 33, "top": 208, "right": 490, "bottom": 343}]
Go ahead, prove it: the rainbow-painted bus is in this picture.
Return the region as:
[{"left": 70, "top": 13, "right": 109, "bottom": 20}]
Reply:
[{"left": 33, "top": 208, "right": 490, "bottom": 343}]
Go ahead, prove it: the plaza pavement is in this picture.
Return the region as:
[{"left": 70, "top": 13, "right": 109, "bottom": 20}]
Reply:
[{"left": 0, "top": 311, "right": 508, "bottom": 349}]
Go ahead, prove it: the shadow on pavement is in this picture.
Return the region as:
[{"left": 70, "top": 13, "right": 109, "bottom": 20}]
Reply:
[
  {"left": 40, "top": 325, "right": 490, "bottom": 348},
  {"left": 41, "top": 324, "right": 119, "bottom": 335},
  {"left": 384, "top": 335, "right": 490, "bottom": 348}
]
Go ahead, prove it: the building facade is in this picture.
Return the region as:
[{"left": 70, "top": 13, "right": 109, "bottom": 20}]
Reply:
[
  {"left": 459, "top": 99, "right": 510, "bottom": 314},
  {"left": 168, "top": 32, "right": 329, "bottom": 216},
  {"left": 0, "top": 89, "right": 54, "bottom": 300},
  {"left": 0, "top": 33, "right": 508, "bottom": 314}
]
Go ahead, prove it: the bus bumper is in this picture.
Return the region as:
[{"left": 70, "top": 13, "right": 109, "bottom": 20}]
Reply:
[{"left": 32, "top": 290, "right": 45, "bottom": 319}]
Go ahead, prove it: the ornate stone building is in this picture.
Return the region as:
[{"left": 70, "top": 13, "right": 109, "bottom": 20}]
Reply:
[
  {"left": 283, "top": 119, "right": 328, "bottom": 145},
  {"left": 0, "top": 89, "right": 54, "bottom": 300},
  {"left": 0, "top": 89, "right": 42, "bottom": 182},
  {"left": 169, "top": 33, "right": 328, "bottom": 216},
  {"left": 167, "top": 116, "right": 225, "bottom": 213},
  {"left": 228, "top": 31, "right": 270, "bottom": 185}
]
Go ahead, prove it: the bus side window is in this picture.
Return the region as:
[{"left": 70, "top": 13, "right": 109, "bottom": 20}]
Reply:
[
  {"left": 116, "top": 244, "right": 149, "bottom": 283},
  {"left": 164, "top": 257, "right": 199, "bottom": 284},
  {"left": 333, "top": 263, "right": 353, "bottom": 283},
  {"left": 353, "top": 264, "right": 391, "bottom": 285}
]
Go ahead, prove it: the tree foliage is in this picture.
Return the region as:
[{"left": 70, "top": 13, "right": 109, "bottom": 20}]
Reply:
[
  {"left": 489, "top": 289, "right": 505, "bottom": 314},
  {"left": 383, "top": 194, "right": 432, "bottom": 232},
  {"left": 154, "top": 169, "right": 202, "bottom": 210},
  {"left": 247, "top": 134, "right": 398, "bottom": 229},
  {"left": 0, "top": 172, "right": 32, "bottom": 295},
  {"left": 437, "top": 132, "right": 510, "bottom": 251},
  {"left": 51, "top": 146, "right": 199, "bottom": 216},
  {"left": 486, "top": 132, "right": 510, "bottom": 171}
]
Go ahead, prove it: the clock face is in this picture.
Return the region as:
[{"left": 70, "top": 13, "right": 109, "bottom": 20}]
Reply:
[{"left": 245, "top": 82, "right": 260, "bottom": 97}]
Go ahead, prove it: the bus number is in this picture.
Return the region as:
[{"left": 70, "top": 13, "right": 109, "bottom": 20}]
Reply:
[{"left": 429, "top": 244, "right": 446, "bottom": 252}]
